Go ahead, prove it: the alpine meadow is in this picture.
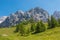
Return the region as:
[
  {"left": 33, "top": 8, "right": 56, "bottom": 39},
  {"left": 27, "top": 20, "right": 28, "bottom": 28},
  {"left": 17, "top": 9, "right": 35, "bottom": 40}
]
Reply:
[{"left": 0, "top": 0, "right": 60, "bottom": 40}]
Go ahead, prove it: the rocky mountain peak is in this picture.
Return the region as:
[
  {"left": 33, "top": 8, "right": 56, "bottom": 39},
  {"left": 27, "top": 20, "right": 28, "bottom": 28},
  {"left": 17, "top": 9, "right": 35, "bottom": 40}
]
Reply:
[{"left": 0, "top": 7, "right": 49, "bottom": 27}]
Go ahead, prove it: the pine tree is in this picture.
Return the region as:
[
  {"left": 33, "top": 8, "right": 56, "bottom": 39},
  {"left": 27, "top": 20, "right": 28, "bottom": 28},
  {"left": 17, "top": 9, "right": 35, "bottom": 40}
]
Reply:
[
  {"left": 35, "top": 22, "right": 41, "bottom": 33},
  {"left": 35, "top": 21, "right": 46, "bottom": 33},
  {"left": 15, "top": 24, "right": 19, "bottom": 32},
  {"left": 58, "top": 18, "right": 60, "bottom": 25},
  {"left": 48, "top": 18, "right": 51, "bottom": 29},
  {"left": 31, "top": 23, "right": 36, "bottom": 33},
  {"left": 31, "top": 24, "right": 34, "bottom": 32},
  {"left": 51, "top": 15, "right": 58, "bottom": 28},
  {"left": 19, "top": 21, "right": 31, "bottom": 36},
  {"left": 19, "top": 23, "right": 25, "bottom": 36},
  {"left": 40, "top": 21, "right": 46, "bottom": 32}
]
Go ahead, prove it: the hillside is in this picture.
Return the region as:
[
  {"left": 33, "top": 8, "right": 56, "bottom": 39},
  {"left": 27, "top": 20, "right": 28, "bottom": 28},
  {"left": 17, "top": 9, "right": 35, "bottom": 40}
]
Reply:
[{"left": 0, "top": 27, "right": 60, "bottom": 40}]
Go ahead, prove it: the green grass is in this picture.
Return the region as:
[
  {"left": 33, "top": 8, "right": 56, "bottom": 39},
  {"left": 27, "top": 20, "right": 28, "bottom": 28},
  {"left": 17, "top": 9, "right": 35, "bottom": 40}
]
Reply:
[{"left": 0, "top": 27, "right": 60, "bottom": 40}]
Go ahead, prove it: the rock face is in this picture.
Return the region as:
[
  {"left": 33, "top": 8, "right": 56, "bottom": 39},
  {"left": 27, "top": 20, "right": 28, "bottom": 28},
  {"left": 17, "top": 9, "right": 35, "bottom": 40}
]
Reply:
[
  {"left": 26, "top": 7, "right": 48, "bottom": 21},
  {"left": 53, "top": 11, "right": 60, "bottom": 19},
  {"left": 0, "top": 11, "right": 25, "bottom": 27},
  {"left": 0, "top": 16, "right": 7, "bottom": 24},
  {"left": 0, "top": 7, "right": 49, "bottom": 27}
]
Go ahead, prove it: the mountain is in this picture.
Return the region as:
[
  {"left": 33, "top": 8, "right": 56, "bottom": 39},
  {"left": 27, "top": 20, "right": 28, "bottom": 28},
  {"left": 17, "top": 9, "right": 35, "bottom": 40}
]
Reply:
[
  {"left": 26, "top": 7, "right": 49, "bottom": 21},
  {"left": 53, "top": 11, "right": 60, "bottom": 19},
  {"left": 0, "top": 7, "right": 49, "bottom": 27},
  {"left": 0, "top": 16, "right": 7, "bottom": 24}
]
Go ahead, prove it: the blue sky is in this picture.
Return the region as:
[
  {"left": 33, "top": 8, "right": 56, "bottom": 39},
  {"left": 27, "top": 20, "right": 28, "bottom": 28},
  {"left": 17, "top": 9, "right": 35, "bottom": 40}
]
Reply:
[{"left": 0, "top": 0, "right": 60, "bottom": 17}]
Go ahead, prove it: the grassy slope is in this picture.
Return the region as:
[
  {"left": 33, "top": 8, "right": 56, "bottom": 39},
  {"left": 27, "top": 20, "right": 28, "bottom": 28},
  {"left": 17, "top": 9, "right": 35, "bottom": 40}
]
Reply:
[{"left": 0, "top": 27, "right": 60, "bottom": 40}]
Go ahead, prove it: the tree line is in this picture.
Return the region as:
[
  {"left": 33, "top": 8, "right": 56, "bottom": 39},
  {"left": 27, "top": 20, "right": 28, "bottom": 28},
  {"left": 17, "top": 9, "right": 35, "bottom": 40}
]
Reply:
[{"left": 14, "top": 15, "right": 60, "bottom": 36}]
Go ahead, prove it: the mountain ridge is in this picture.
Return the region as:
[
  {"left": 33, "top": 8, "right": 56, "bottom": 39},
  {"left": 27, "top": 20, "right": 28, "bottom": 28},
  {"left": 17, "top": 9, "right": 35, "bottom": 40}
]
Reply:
[{"left": 0, "top": 7, "right": 49, "bottom": 27}]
